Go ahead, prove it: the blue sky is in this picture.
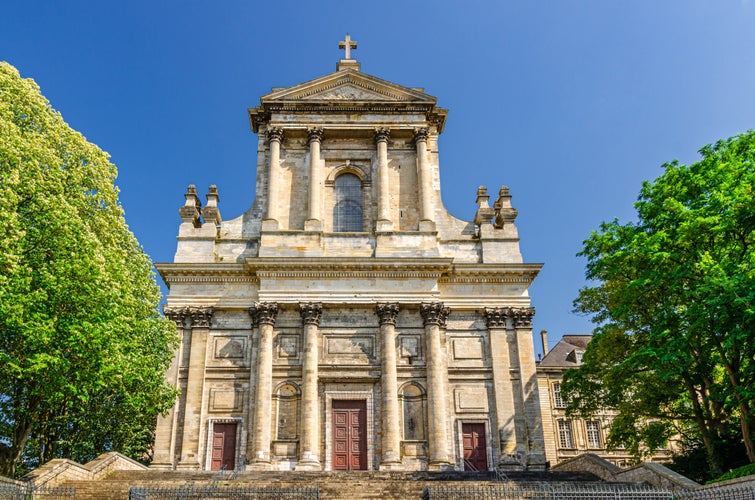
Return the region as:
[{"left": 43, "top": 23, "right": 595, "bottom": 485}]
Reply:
[{"left": 3, "top": 1, "right": 754, "bottom": 355}]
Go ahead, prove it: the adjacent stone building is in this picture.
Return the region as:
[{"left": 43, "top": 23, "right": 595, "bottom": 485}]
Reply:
[
  {"left": 152, "top": 37, "right": 546, "bottom": 472},
  {"left": 537, "top": 334, "right": 674, "bottom": 467}
]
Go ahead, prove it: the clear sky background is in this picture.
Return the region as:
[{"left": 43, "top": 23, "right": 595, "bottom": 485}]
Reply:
[{"left": 2, "top": 1, "right": 754, "bottom": 356}]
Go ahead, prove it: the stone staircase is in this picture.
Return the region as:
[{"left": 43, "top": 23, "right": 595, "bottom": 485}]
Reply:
[{"left": 62, "top": 469, "right": 602, "bottom": 500}]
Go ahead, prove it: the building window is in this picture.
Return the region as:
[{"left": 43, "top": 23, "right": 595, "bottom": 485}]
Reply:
[
  {"left": 553, "top": 382, "right": 565, "bottom": 408},
  {"left": 574, "top": 349, "right": 584, "bottom": 364},
  {"left": 586, "top": 421, "right": 602, "bottom": 449},
  {"left": 558, "top": 420, "right": 573, "bottom": 449},
  {"left": 333, "top": 173, "right": 363, "bottom": 232}
]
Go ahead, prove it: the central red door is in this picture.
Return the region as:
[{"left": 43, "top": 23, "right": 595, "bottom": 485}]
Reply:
[
  {"left": 462, "top": 423, "right": 488, "bottom": 471},
  {"left": 211, "top": 423, "right": 237, "bottom": 471},
  {"left": 332, "top": 400, "right": 367, "bottom": 470}
]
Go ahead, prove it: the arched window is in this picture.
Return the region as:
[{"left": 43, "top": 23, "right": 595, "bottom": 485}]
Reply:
[{"left": 333, "top": 173, "right": 363, "bottom": 232}]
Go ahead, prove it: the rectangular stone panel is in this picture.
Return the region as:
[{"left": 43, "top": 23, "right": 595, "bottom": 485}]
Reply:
[
  {"left": 209, "top": 388, "right": 244, "bottom": 413},
  {"left": 454, "top": 387, "right": 489, "bottom": 413},
  {"left": 212, "top": 336, "right": 247, "bottom": 363},
  {"left": 325, "top": 336, "right": 374, "bottom": 356},
  {"left": 452, "top": 337, "right": 483, "bottom": 360},
  {"left": 399, "top": 335, "right": 421, "bottom": 359},
  {"left": 277, "top": 334, "right": 300, "bottom": 358}
]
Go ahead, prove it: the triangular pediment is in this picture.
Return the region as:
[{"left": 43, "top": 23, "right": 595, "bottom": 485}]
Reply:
[{"left": 261, "top": 69, "right": 436, "bottom": 104}]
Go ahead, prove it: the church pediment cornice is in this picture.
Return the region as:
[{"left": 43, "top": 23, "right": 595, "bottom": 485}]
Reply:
[
  {"left": 262, "top": 70, "right": 435, "bottom": 103},
  {"left": 249, "top": 70, "right": 447, "bottom": 133}
]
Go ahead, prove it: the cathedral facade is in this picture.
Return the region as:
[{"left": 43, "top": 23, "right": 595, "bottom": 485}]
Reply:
[{"left": 152, "top": 38, "right": 546, "bottom": 472}]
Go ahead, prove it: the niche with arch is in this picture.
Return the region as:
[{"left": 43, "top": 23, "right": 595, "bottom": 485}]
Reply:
[{"left": 399, "top": 382, "right": 427, "bottom": 441}]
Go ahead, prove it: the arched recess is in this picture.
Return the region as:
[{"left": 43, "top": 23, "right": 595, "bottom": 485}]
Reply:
[
  {"left": 273, "top": 382, "right": 301, "bottom": 440},
  {"left": 399, "top": 382, "right": 427, "bottom": 441}
]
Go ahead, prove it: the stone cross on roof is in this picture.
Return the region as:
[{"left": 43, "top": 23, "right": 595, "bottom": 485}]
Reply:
[{"left": 339, "top": 34, "right": 357, "bottom": 60}]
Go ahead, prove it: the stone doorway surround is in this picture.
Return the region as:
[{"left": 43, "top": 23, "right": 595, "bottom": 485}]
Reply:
[
  {"left": 204, "top": 417, "right": 243, "bottom": 471},
  {"left": 454, "top": 419, "right": 493, "bottom": 471},
  {"left": 323, "top": 387, "right": 375, "bottom": 471}
]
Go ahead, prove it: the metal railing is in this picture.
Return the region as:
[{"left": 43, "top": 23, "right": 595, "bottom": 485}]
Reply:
[
  {"left": 128, "top": 484, "right": 319, "bottom": 500},
  {"left": 676, "top": 483, "right": 755, "bottom": 499},
  {"left": 0, "top": 484, "right": 76, "bottom": 500},
  {"left": 422, "top": 482, "right": 673, "bottom": 499}
]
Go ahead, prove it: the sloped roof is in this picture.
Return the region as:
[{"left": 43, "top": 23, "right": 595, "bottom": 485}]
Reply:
[{"left": 539, "top": 334, "right": 592, "bottom": 369}]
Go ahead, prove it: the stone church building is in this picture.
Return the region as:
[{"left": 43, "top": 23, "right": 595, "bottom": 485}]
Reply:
[{"left": 152, "top": 37, "right": 546, "bottom": 473}]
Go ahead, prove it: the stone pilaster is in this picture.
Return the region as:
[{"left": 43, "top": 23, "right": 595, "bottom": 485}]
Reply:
[
  {"left": 152, "top": 306, "right": 187, "bottom": 469},
  {"left": 375, "top": 128, "right": 393, "bottom": 231},
  {"left": 484, "top": 307, "right": 520, "bottom": 469},
  {"left": 508, "top": 306, "right": 546, "bottom": 469},
  {"left": 249, "top": 302, "right": 278, "bottom": 469},
  {"left": 297, "top": 302, "right": 322, "bottom": 470},
  {"left": 413, "top": 128, "right": 434, "bottom": 230},
  {"left": 263, "top": 127, "right": 284, "bottom": 230},
  {"left": 376, "top": 302, "right": 401, "bottom": 468},
  {"left": 420, "top": 302, "right": 451, "bottom": 469},
  {"left": 178, "top": 306, "right": 214, "bottom": 469},
  {"left": 305, "top": 127, "right": 324, "bottom": 231}
]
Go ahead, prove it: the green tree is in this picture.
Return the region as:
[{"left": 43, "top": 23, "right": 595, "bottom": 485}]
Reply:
[
  {"left": 0, "top": 62, "right": 178, "bottom": 477},
  {"left": 564, "top": 131, "right": 755, "bottom": 476}
]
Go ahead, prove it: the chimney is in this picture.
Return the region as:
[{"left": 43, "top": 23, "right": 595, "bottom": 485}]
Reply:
[{"left": 540, "top": 330, "right": 549, "bottom": 356}]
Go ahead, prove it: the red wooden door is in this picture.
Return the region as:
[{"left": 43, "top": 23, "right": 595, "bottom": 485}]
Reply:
[
  {"left": 211, "top": 423, "right": 237, "bottom": 471},
  {"left": 462, "top": 423, "right": 488, "bottom": 471},
  {"left": 332, "top": 400, "right": 367, "bottom": 470}
]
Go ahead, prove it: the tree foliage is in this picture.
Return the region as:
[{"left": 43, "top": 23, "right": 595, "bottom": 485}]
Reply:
[
  {"left": 564, "top": 131, "right": 755, "bottom": 476},
  {"left": 0, "top": 62, "right": 178, "bottom": 477}
]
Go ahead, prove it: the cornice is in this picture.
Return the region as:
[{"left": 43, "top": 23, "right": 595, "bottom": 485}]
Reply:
[
  {"left": 245, "top": 257, "right": 453, "bottom": 279},
  {"left": 439, "top": 263, "right": 542, "bottom": 285},
  {"left": 156, "top": 263, "right": 257, "bottom": 285}
]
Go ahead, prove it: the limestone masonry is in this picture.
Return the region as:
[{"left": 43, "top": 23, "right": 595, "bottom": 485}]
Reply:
[{"left": 152, "top": 36, "right": 546, "bottom": 473}]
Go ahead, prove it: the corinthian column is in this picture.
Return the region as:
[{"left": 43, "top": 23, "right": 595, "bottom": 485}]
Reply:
[
  {"left": 296, "top": 302, "right": 322, "bottom": 470},
  {"left": 484, "top": 307, "right": 519, "bottom": 468},
  {"left": 152, "top": 306, "right": 187, "bottom": 469},
  {"left": 414, "top": 128, "right": 434, "bottom": 229},
  {"left": 420, "top": 302, "right": 451, "bottom": 469},
  {"left": 509, "top": 306, "right": 546, "bottom": 469},
  {"left": 376, "top": 303, "right": 401, "bottom": 468},
  {"left": 178, "top": 306, "right": 214, "bottom": 470},
  {"left": 264, "top": 127, "right": 284, "bottom": 229},
  {"left": 375, "top": 128, "right": 393, "bottom": 231},
  {"left": 305, "top": 127, "right": 324, "bottom": 231},
  {"left": 249, "top": 302, "right": 278, "bottom": 469}
]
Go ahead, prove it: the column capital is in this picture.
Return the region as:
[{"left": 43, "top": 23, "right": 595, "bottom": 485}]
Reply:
[
  {"left": 413, "top": 127, "right": 429, "bottom": 143},
  {"left": 420, "top": 302, "right": 449, "bottom": 328},
  {"left": 376, "top": 302, "right": 400, "bottom": 326},
  {"left": 374, "top": 127, "right": 390, "bottom": 144},
  {"left": 267, "top": 126, "right": 284, "bottom": 143},
  {"left": 187, "top": 306, "right": 214, "bottom": 328},
  {"left": 483, "top": 307, "right": 507, "bottom": 329},
  {"left": 508, "top": 306, "right": 535, "bottom": 328},
  {"left": 251, "top": 302, "right": 278, "bottom": 326},
  {"left": 307, "top": 126, "right": 324, "bottom": 145},
  {"left": 299, "top": 302, "right": 322, "bottom": 326},
  {"left": 163, "top": 306, "right": 187, "bottom": 328}
]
